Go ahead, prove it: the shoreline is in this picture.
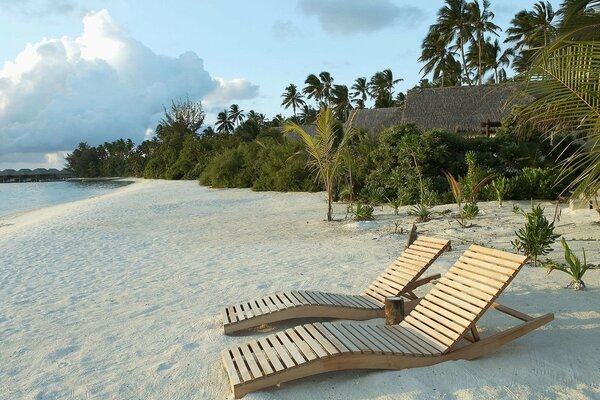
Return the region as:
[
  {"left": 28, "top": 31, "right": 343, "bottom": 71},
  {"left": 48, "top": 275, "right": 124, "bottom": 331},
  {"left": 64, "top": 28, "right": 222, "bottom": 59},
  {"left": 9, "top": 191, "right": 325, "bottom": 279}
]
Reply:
[{"left": 1, "top": 180, "right": 599, "bottom": 399}]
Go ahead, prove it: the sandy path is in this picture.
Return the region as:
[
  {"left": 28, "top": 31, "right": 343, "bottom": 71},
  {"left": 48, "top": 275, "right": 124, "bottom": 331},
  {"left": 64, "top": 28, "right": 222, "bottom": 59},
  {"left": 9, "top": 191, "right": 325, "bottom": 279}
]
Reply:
[{"left": 1, "top": 180, "right": 599, "bottom": 399}]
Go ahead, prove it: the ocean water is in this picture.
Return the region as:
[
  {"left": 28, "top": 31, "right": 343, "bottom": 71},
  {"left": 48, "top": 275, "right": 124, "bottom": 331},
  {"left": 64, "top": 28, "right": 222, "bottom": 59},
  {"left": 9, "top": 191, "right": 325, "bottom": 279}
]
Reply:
[{"left": 0, "top": 180, "right": 132, "bottom": 217}]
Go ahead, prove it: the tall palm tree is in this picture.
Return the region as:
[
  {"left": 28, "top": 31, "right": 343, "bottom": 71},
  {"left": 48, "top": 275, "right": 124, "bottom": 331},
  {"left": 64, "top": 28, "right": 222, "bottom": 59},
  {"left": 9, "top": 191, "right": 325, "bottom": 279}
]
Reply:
[
  {"left": 298, "top": 104, "right": 318, "bottom": 124},
  {"left": 303, "top": 74, "right": 324, "bottom": 107},
  {"left": 215, "top": 110, "right": 234, "bottom": 134},
  {"left": 369, "top": 69, "right": 402, "bottom": 107},
  {"left": 319, "top": 71, "right": 334, "bottom": 107},
  {"left": 331, "top": 84, "right": 353, "bottom": 121},
  {"left": 228, "top": 104, "right": 245, "bottom": 127},
  {"left": 467, "top": 0, "right": 501, "bottom": 84},
  {"left": 283, "top": 108, "right": 356, "bottom": 221},
  {"left": 484, "top": 39, "right": 513, "bottom": 83},
  {"left": 246, "top": 110, "right": 266, "bottom": 126},
  {"left": 437, "top": 0, "right": 474, "bottom": 85},
  {"left": 419, "top": 29, "right": 461, "bottom": 87},
  {"left": 350, "top": 77, "right": 369, "bottom": 108},
  {"left": 281, "top": 84, "right": 306, "bottom": 119},
  {"left": 505, "top": 1, "right": 557, "bottom": 72}
]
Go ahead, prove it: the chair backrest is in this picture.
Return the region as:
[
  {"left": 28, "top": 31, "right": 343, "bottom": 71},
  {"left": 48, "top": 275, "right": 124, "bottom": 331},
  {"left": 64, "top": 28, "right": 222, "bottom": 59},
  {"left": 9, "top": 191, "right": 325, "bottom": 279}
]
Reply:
[
  {"left": 362, "top": 236, "right": 450, "bottom": 304},
  {"left": 400, "top": 244, "right": 528, "bottom": 354}
]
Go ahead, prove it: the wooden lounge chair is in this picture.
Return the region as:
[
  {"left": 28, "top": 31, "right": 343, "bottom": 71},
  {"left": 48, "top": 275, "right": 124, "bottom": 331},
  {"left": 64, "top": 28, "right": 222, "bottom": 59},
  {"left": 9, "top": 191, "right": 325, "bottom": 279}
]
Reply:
[
  {"left": 222, "top": 236, "right": 451, "bottom": 334},
  {"left": 222, "top": 245, "right": 554, "bottom": 398}
]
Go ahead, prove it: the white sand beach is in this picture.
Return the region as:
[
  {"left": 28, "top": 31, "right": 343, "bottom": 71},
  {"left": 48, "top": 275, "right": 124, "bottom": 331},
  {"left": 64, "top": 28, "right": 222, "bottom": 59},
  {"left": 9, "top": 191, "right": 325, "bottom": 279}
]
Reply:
[{"left": 1, "top": 179, "right": 599, "bottom": 399}]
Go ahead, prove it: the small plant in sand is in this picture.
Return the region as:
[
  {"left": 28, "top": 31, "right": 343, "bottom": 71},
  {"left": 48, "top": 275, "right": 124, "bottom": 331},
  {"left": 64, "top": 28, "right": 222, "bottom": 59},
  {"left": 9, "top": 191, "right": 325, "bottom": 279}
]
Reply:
[
  {"left": 353, "top": 203, "right": 374, "bottom": 221},
  {"left": 444, "top": 170, "right": 494, "bottom": 228},
  {"left": 283, "top": 108, "right": 356, "bottom": 221},
  {"left": 408, "top": 189, "right": 436, "bottom": 223},
  {"left": 491, "top": 177, "right": 509, "bottom": 207},
  {"left": 512, "top": 202, "right": 560, "bottom": 267},
  {"left": 545, "top": 238, "right": 592, "bottom": 290},
  {"left": 389, "top": 198, "right": 402, "bottom": 215}
]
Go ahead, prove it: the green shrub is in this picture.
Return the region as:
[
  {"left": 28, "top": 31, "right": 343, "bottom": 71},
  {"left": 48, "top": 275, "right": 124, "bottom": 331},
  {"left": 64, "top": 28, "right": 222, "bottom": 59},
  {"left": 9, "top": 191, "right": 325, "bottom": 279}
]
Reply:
[
  {"left": 491, "top": 176, "right": 510, "bottom": 207},
  {"left": 512, "top": 203, "right": 560, "bottom": 267},
  {"left": 462, "top": 202, "right": 480, "bottom": 219},
  {"left": 354, "top": 203, "right": 375, "bottom": 221},
  {"left": 408, "top": 203, "right": 434, "bottom": 223},
  {"left": 509, "top": 167, "right": 560, "bottom": 200}
]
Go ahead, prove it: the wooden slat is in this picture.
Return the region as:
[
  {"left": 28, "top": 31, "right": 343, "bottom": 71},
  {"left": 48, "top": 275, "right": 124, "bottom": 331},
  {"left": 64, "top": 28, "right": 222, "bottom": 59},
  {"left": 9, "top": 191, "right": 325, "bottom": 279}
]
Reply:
[
  {"left": 294, "top": 325, "right": 329, "bottom": 358},
  {"left": 374, "top": 326, "right": 415, "bottom": 354},
  {"left": 402, "top": 317, "right": 455, "bottom": 347},
  {"left": 393, "top": 325, "right": 443, "bottom": 354},
  {"left": 393, "top": 260, "right": 423, "bottom": 273},
  {"left": 303, "top": 324, "right": 340, "bottom": 355},
  {"left": 342, "top": 324, "right": 389, "bottom": 353},
  {"left": 469, "top": 245, "right": 527, "bottom": 263},
  {"left": 276, "top": 292, "right": 294, "bottom": 308},
  {"left": 321, "top": 323, "right": 361, "bottom": 353},
  {"left": 464, "top": 250, "right": 522, "bottom": 270},
  {"left": 450, "top": 267, "right": 507, "bottom": 288},
  {"left": 430, "top": 286, "right": 487, "bottom": 311},
  {"left": 334, "top": 324, "right": 373, "bottom": 353},
  {"left": 230, "top": 346, "right": 252, "bottom": 382},
  {"left": 411, "top": 244, "right": 438, "bottom": 254},
  {"left": 313, "top": 323, "right": 352, "bottom": 353},
  {"left": 247, "top": 340, "right": 273, "bottom": 375},
  {"left": 414, "top": 304, "right": 466, "bottom": 333},
  {"left": 407, "top": 311, "right": 462, "bottom": 341},
  {"left": 269, "top": 294, "right": 287, "bottom": 310},
  {"left": 358, "top": 295, "right": 384, "bottom": 308},
  {"left": 222, "top": 350, "right": 242, "bottom": 385},
  {"left": 284, "top": 291, "right": 302, "bottom": 306},
  {"left": 404, "top": 248, "right": 436, "bottom": 260},
  {"left": 456, "top": 259, "right": 513, "bottom": 280},
  {"left": 355, "top": 324, "right": 398, "bottom": 354},
  {"left": 446, "top": 271, "right": 502, "bottom": 295},
  {"left": 413, "top": 239, "right": 445, "bottom": 250},
  {"left": 307, "top": 291, "right": 333, "bottom": 306},
  {"left": 276, "top": 331, "right": 306, "bottom": 365},
  {"left": 286, "top": 328, "right": 318, "bottom": 361},
  {"left": 395, "top": 257, "right": 427, "bottom": 269},
  {"left": 239, "top": 343, "right": 263, "bottom": 379},
  {"left": 418, "top": 236, "right": 450, "bottom": 246},
  {"left": 439, "top": 278, "right": 495, "bottom": 302},
  {"left": 267, "top": 335, "right": 295, "bottom": 368},
  {"left": 289, "top": 291, "right": 310, "bottom": 305},
  {"left": 257, "top": 337, "right": 285, "bottom": 372},
  {"left": 420, "top": 298, "right": 474, "bottom": 326},
  {"left": 227, "top": 306, "right": 237, "bottom": 323}
]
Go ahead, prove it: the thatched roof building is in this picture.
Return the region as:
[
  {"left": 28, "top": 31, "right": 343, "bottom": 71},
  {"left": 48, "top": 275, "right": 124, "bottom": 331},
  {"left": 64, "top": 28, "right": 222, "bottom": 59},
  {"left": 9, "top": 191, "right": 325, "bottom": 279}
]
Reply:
[
  {"left": 346, "top": 107, "right": 404, "bottom": 133},
  {"left": 343, "top": 83, "right": 530, "bottom": 136},
  {"left": 401, "top": 83, "right": 527, "bottom": 133}
]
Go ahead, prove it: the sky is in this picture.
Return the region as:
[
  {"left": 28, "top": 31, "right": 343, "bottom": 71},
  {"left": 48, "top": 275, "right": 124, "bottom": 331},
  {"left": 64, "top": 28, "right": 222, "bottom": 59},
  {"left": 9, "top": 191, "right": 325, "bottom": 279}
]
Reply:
[{"left": 0, "top": 0, "right": 552, "bottom": 169}]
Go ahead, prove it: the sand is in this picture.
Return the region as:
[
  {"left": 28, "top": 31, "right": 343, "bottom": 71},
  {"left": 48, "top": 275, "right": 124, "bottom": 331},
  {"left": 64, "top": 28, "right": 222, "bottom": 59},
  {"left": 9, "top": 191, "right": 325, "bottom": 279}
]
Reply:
[{"left": 1, "top": 179, "right": 599, "bottom": 399}]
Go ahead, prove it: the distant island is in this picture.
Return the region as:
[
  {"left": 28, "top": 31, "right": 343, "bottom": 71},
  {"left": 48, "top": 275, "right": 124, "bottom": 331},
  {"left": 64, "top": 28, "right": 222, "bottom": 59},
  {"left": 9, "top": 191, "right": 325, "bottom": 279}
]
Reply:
[{"left": 0, "top": 168, "right": 73, "bottom": 183}]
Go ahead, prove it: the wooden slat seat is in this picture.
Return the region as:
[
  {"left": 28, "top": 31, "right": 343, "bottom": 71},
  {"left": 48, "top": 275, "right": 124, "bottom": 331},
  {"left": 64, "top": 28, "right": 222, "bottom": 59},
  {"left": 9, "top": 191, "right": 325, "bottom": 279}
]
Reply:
[
  {"left": 222, "top": 237, "right": 451, "bottom": 334},
  {"left": 222, "top": 245, "right": 554, "bottom": 398}
]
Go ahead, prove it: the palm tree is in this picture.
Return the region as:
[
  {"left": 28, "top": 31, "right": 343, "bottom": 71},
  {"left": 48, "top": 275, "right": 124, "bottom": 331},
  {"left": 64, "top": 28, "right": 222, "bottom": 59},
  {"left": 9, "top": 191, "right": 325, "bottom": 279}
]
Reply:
[
  {"left": 298, "top": 104, "right": 318, "bottom": 124},
  {"left": 350, "top": 77, "right": 369, "bottom": 108},
  {"left": 437, "top": 0, "right": 474, "bottom": 85},
  {"left": 505, "top": 1, "right": 557, "bottom": 72},
  {"left": 369, "top": 69, "right": 402, "bottom": 107},
  {"left": 484, "top": 39, "right": 513, "bottom": 83},
  {"left": 319, "top": 71, "right": 334, "bottom": 107},
  {"left": 517, "top": 14, "right": 600, "bottom": 198},
  {"left": 303, "top": 74, "right": 324, "bottom": 107},
  {"left": 246, "top": 110, "right": 266, "bottom": 126},
  {"left": 467, "top": 0, "right": 501, "bottom": 84},
  {"left": 215, "top": 110, "right": 234, "bottom": 134},
  {"left": 281, "top": 84, "right": 306, "bottom": 119},
  {"left": 331, "top": 84, "right": 353, "bottom": 121},
  {"left": 283, "top": 108, "right": 356, "bottom": 221},
  {"left": 228, "top": 104, "right": 245, "bottom": 127},
  {"left": 419, "top": 29, "right": 461, "bottom": 87}
]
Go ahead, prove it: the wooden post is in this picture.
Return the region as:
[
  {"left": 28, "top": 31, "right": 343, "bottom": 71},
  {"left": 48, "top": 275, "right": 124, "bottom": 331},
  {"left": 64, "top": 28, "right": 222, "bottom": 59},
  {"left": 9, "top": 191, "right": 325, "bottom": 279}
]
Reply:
[
  {"left": 385, "top": 296, "right": 405, "bottom": 325},
  {"left": 405, "top": 224, "right": 417, "bottom": 249}
]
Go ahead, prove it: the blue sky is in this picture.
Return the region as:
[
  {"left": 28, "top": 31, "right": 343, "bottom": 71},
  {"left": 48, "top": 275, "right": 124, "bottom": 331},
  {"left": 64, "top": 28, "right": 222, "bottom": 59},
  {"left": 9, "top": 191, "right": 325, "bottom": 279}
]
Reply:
[{"left": 0, "top": 0, "right": 551, "bottom": 169}]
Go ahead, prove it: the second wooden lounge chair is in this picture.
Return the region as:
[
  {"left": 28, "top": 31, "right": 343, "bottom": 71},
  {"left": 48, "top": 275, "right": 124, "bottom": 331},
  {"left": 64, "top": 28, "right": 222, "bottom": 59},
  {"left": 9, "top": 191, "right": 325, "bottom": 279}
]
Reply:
[
  {"left": 222, "top": 236, "right": 451, "bottom": 334},
  {"left": 222, "top": 245, "right": 554, "bottom": 398}
]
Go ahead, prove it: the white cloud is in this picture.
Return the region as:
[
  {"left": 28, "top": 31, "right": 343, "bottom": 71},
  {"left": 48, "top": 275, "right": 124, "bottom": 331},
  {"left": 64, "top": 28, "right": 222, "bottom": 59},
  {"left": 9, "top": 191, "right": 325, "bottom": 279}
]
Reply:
[
  {"left": 298, "top": 0, "right": 424, "bottom": 35},
  {"left": 0, "top": 9, "right": 259, "bottom": 169}
]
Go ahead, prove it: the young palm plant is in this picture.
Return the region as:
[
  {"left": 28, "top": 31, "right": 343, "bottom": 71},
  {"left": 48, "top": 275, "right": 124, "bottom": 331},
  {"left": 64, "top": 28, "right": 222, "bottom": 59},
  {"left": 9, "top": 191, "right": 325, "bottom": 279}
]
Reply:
[
  {"left": 546, "top": 238, "right": 592, "bottom": 290},
  {"left": 283, "top": 108, "right": 356, "bottom": 221},
  {"left": 444, "top": 171, "right": 494, "bottom": 227}
]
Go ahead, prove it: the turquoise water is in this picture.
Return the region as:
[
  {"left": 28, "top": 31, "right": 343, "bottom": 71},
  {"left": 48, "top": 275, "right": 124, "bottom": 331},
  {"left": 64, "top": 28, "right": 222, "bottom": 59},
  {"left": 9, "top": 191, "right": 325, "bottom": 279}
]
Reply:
[{"left": 0, "top": 180, "right": 132, "bottom": 217}]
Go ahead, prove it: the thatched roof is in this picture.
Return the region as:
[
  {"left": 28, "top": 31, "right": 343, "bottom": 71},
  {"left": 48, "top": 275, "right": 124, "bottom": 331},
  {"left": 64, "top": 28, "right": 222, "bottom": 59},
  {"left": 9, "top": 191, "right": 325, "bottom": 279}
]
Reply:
[
  {"left": 401, "top": 83, "right": 528, "bottom": 133},
  {"left": 346, "top": 106, "right": 404, "bottom": 133}
]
